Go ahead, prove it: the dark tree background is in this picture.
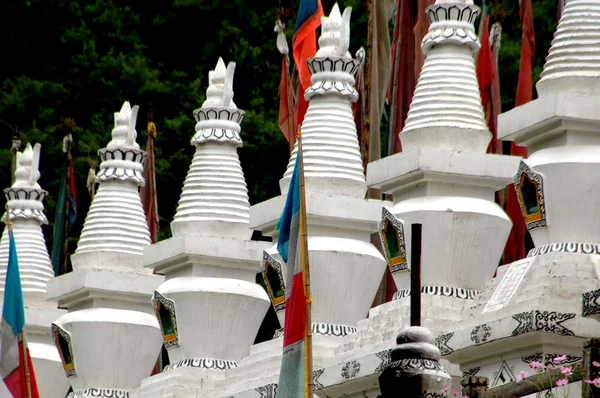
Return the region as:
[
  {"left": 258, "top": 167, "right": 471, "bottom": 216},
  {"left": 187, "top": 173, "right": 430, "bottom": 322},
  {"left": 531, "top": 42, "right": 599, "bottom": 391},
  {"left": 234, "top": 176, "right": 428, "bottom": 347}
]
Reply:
[{"left": 0, "top": 0, "right": 557, "bottom": 252}]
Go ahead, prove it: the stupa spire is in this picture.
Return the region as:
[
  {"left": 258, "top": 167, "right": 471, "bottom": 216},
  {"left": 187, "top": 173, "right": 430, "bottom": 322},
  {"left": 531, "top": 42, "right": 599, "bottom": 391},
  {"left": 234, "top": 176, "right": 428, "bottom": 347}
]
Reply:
[
  {"left": 400, "top": 0, "right": 491, "bottom": 153},
  {"left": 72, "top": 101, "right": 150, "bottom": 270},
  {"left": 171, "top": 58, "right": 249, "bottom": 238},
  {"left": 281, "top": 4, "right": 366, "bottom": 198},
  {"left": 0, "top": 143, "right": 53, "bottom": 297},
  {"left": 537, "top": 0, "right": 600, "bottom": 96}
]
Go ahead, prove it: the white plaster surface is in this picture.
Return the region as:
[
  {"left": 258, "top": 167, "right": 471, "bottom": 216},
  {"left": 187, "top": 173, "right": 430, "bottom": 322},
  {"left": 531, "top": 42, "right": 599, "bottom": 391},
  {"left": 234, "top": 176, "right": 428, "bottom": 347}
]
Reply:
[
  {"left": 46, "top": 269, "right": 163, "bottom": 314},
  {"left": 400, "top": 0, "right": 490, "bottom": 153},
  {"left": 158, "top": 276, "right": 269, "bottom": 363},
  {"left": 52, "top": 308, "right": 163, "bottom": 392},
  {"left": 537, "top": 0, "right": 600, "bottom": 97},
  {"left": 144, "top": 235, "right": 268, "bottom": 282}
]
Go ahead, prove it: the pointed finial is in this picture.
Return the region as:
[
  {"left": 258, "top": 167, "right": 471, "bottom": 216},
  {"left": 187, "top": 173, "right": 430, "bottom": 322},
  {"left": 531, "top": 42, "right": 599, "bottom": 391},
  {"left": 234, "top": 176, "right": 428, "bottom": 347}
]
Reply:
[
  {"left": 202, "top": 58, "right": 238, "bottom": 109},
  {"left": 13, "top": 143, "right": 41, "bottom": 189},
  {"left": 316, "top": 4, "right": 352, "bottom": 58},
  {"left": 107, "top": 101, "right": 140, "bottom": 150}
]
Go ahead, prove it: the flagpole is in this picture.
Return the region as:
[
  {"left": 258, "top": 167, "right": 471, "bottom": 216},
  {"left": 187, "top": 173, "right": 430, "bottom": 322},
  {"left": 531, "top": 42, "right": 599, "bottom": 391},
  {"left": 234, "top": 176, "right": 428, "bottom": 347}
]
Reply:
[
  {"left": 21, "top": 332, "right": 32, "bottom": 398},
  {"left": 297, "top": 132, "right": 313, "bottom": 398},
  {"left": 5, "top": 207, "right": 32, "bottom": 398}
]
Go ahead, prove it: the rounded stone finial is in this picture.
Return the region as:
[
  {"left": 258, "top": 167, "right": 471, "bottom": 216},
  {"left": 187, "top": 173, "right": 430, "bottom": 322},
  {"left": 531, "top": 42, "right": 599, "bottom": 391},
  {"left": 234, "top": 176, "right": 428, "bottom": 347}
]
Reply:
[
  {"left": 107, "top": 101, "right": 140, "bottom": 150},
  {"left": 315, "top": 4, "right": 352, "bottom": 58},
  {"left": 13, "top": 143, "right": 41, "bottom": 189},
  {"left": 378, "top": 326, "right": 451, "bottom": 397}
]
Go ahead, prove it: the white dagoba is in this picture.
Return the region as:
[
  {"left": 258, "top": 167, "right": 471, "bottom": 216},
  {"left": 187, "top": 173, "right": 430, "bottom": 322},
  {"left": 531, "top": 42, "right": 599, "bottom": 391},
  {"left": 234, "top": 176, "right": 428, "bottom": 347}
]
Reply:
[
  {"left": 441, "top": 1, "right": 600, "bottom": 394},
  {"left": 0, "top": 143, "right": 69, "bottom": 398},
  {"left": 135, "top": 58, "right": 270, "bottom": 398},
  {"left": 46, "top": 102, "right": 164, "bottom": 398},
  {"left": 212, "top": 4, "right": 388, "bottom": 396},
  {"left": 362, "top": 0, "right": 520, "bottom": 392}
]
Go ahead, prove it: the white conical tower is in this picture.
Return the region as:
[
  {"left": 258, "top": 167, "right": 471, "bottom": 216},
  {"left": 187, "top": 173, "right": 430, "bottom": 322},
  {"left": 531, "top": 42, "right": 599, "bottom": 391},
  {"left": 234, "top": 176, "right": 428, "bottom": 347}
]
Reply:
[
  {"left": 368, "top": 0, "right": 517, "bottom": 298},
  {"left": 248, "top": 5, "right": 387, "bottom": 385},
  {"left": 442, "top": 0, "right": 600, "bottom": 389},
  {"left": 72, "top": 101, "right": 151, "bottom": 271},
  {"left": 0, "top": 144, "right": 53, "bottom": 296},
  {"left": 401, "top": 0, "right": 491, "bottom": 153},
  {"left": 537, "top": 0, "right": 600, "bottom": 97},
  {"left": 280, "top": 3, "right": 366, "bottom": 198},
  {"left": 137, "top": 59, "right": 269, "bottom": 396},
  {"left": 47, "top": 102, "right": 163, "bottom": 397},
  {"left": 171, "top": 58, "right": 250, "bottom": 239},
  {"left": 0, "top": 143, "right": 69, "bottom": 398}
]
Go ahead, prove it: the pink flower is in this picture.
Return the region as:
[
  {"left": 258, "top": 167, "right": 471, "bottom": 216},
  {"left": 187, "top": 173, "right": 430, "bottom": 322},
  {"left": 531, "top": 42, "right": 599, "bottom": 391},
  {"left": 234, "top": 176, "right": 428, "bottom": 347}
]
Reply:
[
  {"left": 453, "top": 393, "right": 459, "bottom": 396},
  {"left": 556, "top": 378, "right": 568, "bottom": 387},
  {"left": 585, "top": 379, "right": 594, "bottom": 384},
  {"left": 517, "top": 370, "right": 528, "bottom": 382},
  {"left": 547, "top": 364, "right": 554, "bottom": 370},
  {"left": 593, "top": 361, "right": 600, "bottom": 368},
  {"left": 554, "top": 355, "right": 567, "bottom": 364},
  {"left": 528, "top": 361, "right": 543, "bottom": 370},
  {"left": 561, "top": 366, "right": 573, "bottom": 377},
  {"left": 594, "top": 378, "right": 600, "bottom": 388},
  {"left": 441, "top": 387, "right": 449, "bottom": 393}
]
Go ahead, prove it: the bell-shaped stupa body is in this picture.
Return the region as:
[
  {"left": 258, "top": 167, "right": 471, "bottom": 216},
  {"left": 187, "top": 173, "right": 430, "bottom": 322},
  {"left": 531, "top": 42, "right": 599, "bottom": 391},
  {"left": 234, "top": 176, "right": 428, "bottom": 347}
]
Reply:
[
  {"left": 0, "top": 143, "right": 70, "bottom": 398},
  {"left": 138, "top": 60, "right": 269, "bottom": 397},
  {"left": 72, "top": 101, "right": 151, "bottom": 271},
  {"left": 171, "top": 58, "right": 250, "bottom": 239},
  {"left": 47, "top": 102, "right": 163, "bottom": 397},
  {"left": 280, "top": 4, "right": 366, "bottom": 198}
]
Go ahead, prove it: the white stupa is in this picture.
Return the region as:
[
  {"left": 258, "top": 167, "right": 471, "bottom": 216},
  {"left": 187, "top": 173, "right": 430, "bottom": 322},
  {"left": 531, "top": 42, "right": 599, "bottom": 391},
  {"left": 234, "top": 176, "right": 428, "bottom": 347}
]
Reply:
[
  {"left": 0, "top": 143, "right": 69, "bottom": 398},
  {"left": 137, "top": 58, "right": 270, "bottom": 397},
  {"left": 46, "top": 102, "right": 164, "bottom": 397},
  {"left": 442, "top": 0, "right": 600, "bottom": 394}
]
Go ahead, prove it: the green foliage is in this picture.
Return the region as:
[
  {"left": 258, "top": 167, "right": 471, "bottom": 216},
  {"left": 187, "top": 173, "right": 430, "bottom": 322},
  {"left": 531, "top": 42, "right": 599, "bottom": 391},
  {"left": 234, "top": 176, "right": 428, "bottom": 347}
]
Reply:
[{"left": 0, "top": 0, "right": 559, "bottom": 252}]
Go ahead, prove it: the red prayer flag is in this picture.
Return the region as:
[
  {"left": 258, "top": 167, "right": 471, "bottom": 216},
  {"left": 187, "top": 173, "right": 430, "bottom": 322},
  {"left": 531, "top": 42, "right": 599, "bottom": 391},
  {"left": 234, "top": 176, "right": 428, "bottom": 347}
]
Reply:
[
  {"left": 141, "top": 122, "right": 159, "bottom": 244},
  {"left": 278, "top": 55, "right": 297, "bottom": 152},
  {"left": 293, "top": 0, "right": 324, "bottom": 128},
  {"left": 503, "top": 0, "right": 535, "bottom": 265}
]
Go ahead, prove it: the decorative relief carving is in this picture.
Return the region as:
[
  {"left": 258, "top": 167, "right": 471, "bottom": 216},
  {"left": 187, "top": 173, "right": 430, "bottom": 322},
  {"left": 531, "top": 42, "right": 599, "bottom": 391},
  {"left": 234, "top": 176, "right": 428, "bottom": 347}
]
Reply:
[
  {"left": 470, "top": 324, "right": 492, "bottom": 344},
  {"left": 529, "top": 243, "right": 600, "bottom": 257},
  {"left": 305, "top": 57, "right": 361, "bottom": 101},
  {"left": 96, "top": 148, "right": 146, "bottom": 184},
  {"left": 462, "top": 367, "right": 481, "bottom": 378},
  {"left": 261, "top": 251, "right": 285, "bottom": 312},
  {"left": 312, "top": 323, "right": 357, "bottom": 337},
  {"left": 191, "top": 108, "right": 245, "bottom": 146},
  {"left": 313, "top": 368, "right": 325, "bottom": 390},
  {"left": 341, "top": 360, "right": 361, "bottom": 379},
  {"left": 52, "top": 323, "right": 76, "bottom": 378},
  {"left": 375, "top": 349, "right": 393, "bottom": 373},
  {"left": 378, "top": 208, "right": 408, "bottom": 273},
  {"left": 163, "top": 358, "right": 238, "bottom": 371},
  {"left": 73, "top": 389, "right": 129, "bottom": 398},
  {"left": 394, "top": 286, "right": 480, "bottom": 300},
  {"left": 582, "top": 288, "right": 600, "bottom": 317},
  {"left": 255, "top": 383, "right": 277, "bottom": 398},
  {"left": 512, "top": 311, "right": 575, "bottom": 336},
  {"left": 435, "top": 332, "right": 454, "bottom": 355},
  {"left": 152, "top": 291, "right": 180, "bottom": 348},
  {"left": 514, "top": 161, "right": 547, "bottom": 230},
  {"left": 422, "top": 3, "right": 480, "bottom": 52}
]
